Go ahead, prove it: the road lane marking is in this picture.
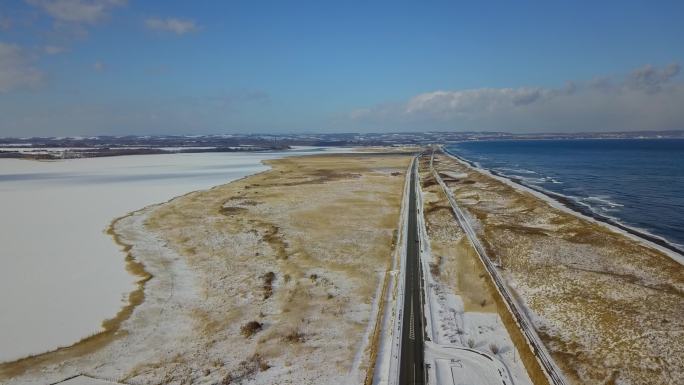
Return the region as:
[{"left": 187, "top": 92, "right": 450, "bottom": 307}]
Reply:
[{"left": 409, "top": 297, "right": 415, "bottom": 340}]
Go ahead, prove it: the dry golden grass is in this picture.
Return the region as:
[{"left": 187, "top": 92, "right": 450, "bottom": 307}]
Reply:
[
  {"left": 354, "top": 146, "right": 423, "bottom": 153},
  {"left": 418, "top": 157, "right": 497, "bottom": 313},
  {"left": 363, "top": 270, "right": 391, "bottom": 385},
  {"left": 137, "top": 153, "right": 412, "bottom": 383},
  {"left": 431, "top": 151, "right": 684, "bottom": 385},
  {"left": 1, "top": 152, "right": 412, "bottom": 385}
]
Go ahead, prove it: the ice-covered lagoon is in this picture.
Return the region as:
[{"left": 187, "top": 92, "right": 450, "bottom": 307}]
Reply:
[{"left": 0, "top": 147, "right": 344, "bottom": 362}]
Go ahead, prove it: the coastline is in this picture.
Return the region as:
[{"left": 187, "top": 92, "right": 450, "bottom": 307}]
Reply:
[
  {"left": 0, "top": 163, "right": 272, "bottom": 381},
  {"left": 442, "top": 146, "right": 684, "bottom": 265},
  {"left": 2, "top": 150, "right": 411, "bottom": 385},
  {"left": 0, "top": 211, "right": 152, "bottom": 378},
  {"left": 0, "top": 148, "right": 355, "bottom": 367},
  {"left": 432, "top": 147, "right": 684, "bottom": 384}
]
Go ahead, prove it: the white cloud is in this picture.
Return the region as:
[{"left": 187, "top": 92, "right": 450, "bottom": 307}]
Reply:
[
  {"left": 350, "top": 63, "right": 684, "bottom": 132},
  {"left": 404, "top": 87, "right": 552, "bottom": 116},
  {"left": 0, "top": 42, "right": 44, "bottom": 93},
  {"left": 145, "top": 17, "right": 198, "bottom": 35},
  {"left": 626, "top": 63, "right": 680, "bottom": 93},
  {"left": 25, "top": 0, "right": 126, "bottom": 24}
]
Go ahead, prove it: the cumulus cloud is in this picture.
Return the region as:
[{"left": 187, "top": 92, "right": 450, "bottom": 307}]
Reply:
[
  {"left": 0, "top": 42, "right": 44, "bottom": 92},
  {"left": 145, "top": 17, "right": 198, "bottom": 35},
  {"left": 626, "top": 63, "right": 680, "bottom": 93},
  {"left": 25, "top": 0, "right": 126, "bottom": 24},
  {"left": 350, "top": 63, "right": 684, "bottom": 132},
  {"left": 404, "top": 87, "right": 553, "bottom": 117}
]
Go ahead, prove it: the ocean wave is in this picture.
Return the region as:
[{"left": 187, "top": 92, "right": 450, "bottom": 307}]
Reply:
[
  {"left": 499, "top": 167, "right": 538, "bottom": 174},
  {"left": 582, "top": 195, "right": 625, "bottom": 208}
]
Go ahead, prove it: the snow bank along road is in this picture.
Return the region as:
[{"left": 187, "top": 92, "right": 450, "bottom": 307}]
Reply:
[{"left": 430, "top": 148, "right": 568, "bottom": 385}]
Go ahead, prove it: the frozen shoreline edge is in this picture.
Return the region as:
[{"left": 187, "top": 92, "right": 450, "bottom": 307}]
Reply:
[
  {"left": 1, "top": 147, "right": 368, "bottom": 378},
  {"left": 442, "top": 146, "right": 684, "bottom": 266},
  {"left": 0, "top": 160, "right": 280, "bottom": 373}
]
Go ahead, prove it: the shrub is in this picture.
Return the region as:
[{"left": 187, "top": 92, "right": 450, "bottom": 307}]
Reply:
[
  {"left": 262, "top": 272, "right": 276, "bottom": 299},
  {"left": 284, "top": 330, "right": 305, "bottom": 343},
  {"left": 429, "top": 256, "right": 443, "bottom": 277},
  {"left": 240, "top": 321, "right": 263, "bottom": 338},
  {"left": 220, "top": 353, "right": 269, "bottom": 384}
]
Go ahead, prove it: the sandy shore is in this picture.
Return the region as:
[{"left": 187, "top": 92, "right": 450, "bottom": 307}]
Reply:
[{"left": 1, "top": 152, "right": 412, "bottom": 385}]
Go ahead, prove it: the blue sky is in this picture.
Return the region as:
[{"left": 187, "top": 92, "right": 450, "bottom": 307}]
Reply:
[{"left": 1, "top": 1, "right": 683, "bottom": 136}]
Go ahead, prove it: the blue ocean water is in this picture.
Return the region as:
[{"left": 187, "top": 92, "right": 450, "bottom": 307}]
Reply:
[{"left": 446, "top": 139, "right": 684, "bottom": 249}]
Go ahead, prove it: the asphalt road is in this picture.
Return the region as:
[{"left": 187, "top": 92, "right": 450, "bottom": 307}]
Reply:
[{"left": 398, "top": 163, "right": 425, "bottom": 385}]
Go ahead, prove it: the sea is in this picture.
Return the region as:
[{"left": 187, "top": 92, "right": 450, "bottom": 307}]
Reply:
[{"left": 445, "top": 139, "right": 684, "bottom": 252}]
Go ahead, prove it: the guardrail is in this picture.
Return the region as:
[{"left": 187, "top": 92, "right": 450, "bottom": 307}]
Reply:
[{"left": 428, "top": 150, "right": 569, "bottom": 385}]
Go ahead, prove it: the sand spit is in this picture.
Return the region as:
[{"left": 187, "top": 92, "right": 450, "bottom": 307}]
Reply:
[
  {"left": 1, "top": 153, "right": 411, "bottom": 385},
  {"left": 430, "top": 149, "right": 684, "bottom": 385}
]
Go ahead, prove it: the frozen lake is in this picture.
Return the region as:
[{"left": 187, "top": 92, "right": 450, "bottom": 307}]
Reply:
[{"left": 0, "top": 148, "right": 342, "bottom": 362}]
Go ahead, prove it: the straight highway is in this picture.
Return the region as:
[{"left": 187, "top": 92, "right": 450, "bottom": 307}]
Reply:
[{"left": 398, "top": 162, "right": 425, "bottom": 385}]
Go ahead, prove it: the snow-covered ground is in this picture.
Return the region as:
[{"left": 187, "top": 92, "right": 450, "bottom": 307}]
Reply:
[
  {"left": 373, "top": 157, "right": 413, "bottom": 385},
  {"left": 0, "top": 147, "right": 343, "bottom": 363},
  {"left": 416, "top": 165, "right": 533, "bottom": 385}
]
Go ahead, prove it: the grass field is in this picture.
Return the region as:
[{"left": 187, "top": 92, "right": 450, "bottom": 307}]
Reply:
[{"left": 1, "top": 152, "right": 413, "bottom": 385}]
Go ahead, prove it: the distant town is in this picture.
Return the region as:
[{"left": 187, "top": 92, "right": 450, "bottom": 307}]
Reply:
[{"left": 1, "top": 129, "right": 683, "bottom": 159}]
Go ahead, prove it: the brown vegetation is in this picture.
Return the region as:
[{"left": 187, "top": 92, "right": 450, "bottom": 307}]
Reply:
[
  {"left": 262, "top": 272, "right": 276, "bottom": 300},
  {"left": 241, "top": 321, "right": 263, "bottom": 338},
  {"left": 137, "top": 153, "right": 411, "bottom": 384},
  {"left": 2, "top": 152, "right": 412, "bottom": 385}
]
